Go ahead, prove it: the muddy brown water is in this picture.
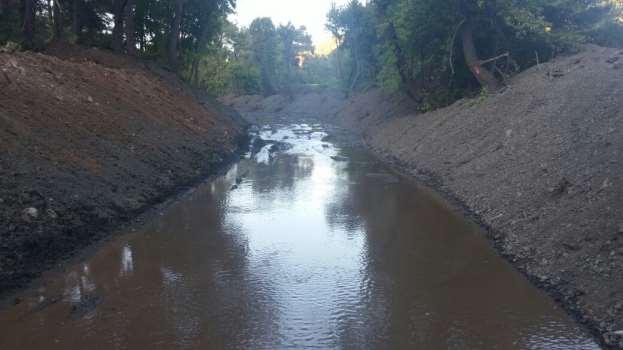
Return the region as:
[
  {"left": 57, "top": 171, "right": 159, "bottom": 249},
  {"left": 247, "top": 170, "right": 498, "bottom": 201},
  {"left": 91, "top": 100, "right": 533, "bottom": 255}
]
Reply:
[{"left": 0, "top": 124, "right": 599, "bottom": 349}]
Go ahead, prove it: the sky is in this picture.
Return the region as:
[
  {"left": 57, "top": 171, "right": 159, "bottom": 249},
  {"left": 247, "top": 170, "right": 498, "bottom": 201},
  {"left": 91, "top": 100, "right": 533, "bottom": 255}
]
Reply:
[{"left": 230, "top": 0, "right": 350, "bottom": 45}]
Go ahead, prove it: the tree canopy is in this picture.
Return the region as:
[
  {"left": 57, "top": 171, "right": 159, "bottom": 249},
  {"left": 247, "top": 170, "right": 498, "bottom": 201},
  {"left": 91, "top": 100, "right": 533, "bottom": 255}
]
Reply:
[
  {"left": 0, "top": 0, "right": 235, "bottom": 74},
  {"left": 1, "top": 0, "right": 622, "bottom": 102},
  {"left": 327, "top": 0, "right": 623, "bottom": 108}
]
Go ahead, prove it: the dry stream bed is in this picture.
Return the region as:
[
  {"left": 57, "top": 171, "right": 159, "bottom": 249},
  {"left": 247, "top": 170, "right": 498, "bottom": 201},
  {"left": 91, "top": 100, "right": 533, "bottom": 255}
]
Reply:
[{"left": 0, "top": 124, "right": 600, "bottom": 349}]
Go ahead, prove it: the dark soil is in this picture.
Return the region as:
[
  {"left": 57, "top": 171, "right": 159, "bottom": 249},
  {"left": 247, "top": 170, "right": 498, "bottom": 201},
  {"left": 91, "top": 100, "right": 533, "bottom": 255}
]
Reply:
[
  {"left": 0, "top": 47, "right": 247, "bottom": 296},
  {"left": 225, "top": 45, "right": 623, "bottom": 349}
]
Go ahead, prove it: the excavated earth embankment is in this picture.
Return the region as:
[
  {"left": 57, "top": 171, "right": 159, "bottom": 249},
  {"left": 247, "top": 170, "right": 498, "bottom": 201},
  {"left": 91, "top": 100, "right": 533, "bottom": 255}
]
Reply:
[
  {"left": 223, "top": 45, "right": 623, "bottom": 348},
  {"left": 0, "top": 47, "right": 246, "bottom": 295}
]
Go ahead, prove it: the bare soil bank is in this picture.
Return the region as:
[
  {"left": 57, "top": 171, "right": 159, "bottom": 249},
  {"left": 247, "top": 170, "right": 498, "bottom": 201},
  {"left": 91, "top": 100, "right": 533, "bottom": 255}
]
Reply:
[
  {"left": 0, "top": 47, "right": 246, "bottom": 295},
  {"left": 223, "top": 45, "right": 623, "bottom": 348}
]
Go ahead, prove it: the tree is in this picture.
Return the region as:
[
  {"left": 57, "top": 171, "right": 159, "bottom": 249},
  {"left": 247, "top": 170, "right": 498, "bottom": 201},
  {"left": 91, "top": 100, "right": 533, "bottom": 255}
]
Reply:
[
  {"left": 22, "top": 0, "right": 35, "bottom": 47},
  {"left": 249, "top": 17, "right": 278, "bottom": 95},
  {"left": 51, "top": 0, "right": 64, "bottom": 40},
  {"left": 111, "top": 0, "right": 126, "bottom": 52},
  {"left": 71, "top": 0, "right": 81, "bottom": 39},
  {"left": 325, "top": 0, "right": 623, "bottom": 107},
  {"left": 167, "top": 0, "right": 185, "bottom": 68},
  {"left": 277, "top": 22, "right": 312, "bottom": 91},
  {"left": 123, "top": 0, "right": 136, "bottom": 55},
  {"left": 326, "top": 0, "right": 377, "bottom": 95}
]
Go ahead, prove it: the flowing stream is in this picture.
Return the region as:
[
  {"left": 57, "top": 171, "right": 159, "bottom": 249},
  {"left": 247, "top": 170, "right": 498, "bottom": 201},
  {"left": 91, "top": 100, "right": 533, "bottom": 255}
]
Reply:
[{"left": 0, "top": 124, "right": 599, "bottom": 349}]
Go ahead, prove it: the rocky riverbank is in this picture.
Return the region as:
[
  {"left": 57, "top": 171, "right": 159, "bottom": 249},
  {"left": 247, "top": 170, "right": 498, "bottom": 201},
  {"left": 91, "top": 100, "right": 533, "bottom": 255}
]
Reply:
[
  {"left": 223, "top": 45, "right": 623, "bottom": 348},
  {"left": 0, "top": 47, "right": 247, "bottom": 296}
]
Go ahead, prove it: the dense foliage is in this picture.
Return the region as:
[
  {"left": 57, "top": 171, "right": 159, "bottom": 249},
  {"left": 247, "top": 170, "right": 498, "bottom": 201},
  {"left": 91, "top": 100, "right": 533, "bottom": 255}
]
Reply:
[
  {"left": 327, "top": 0, "right": 623, "bottom": 108},
  {"left": 185, "top": 18, "right": 313, "bottom": 96},
  {"left": 1, "top": 0, "right": 622, "bottom": 102},
  {"left": 0, "top": 0, "right": 235, "bottom": 76}
]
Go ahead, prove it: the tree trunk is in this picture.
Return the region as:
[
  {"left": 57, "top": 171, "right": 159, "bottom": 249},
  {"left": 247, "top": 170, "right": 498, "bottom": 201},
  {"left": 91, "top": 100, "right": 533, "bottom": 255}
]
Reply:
[
  {"left": 374, "top": 1, "right": 419, "bottom": 101},
  {"left": 53, "top": 0, "right": 63, "bottom": 40},
  {"left": 461, "top": 21, "right": 501, "bottom": 92},
  {"left": 348, "top": 49, "right": 361, "bottom": 96},
  {"left": 168, "top": 0, "right": 185, "bottom": 69},
  {"left": 111, "top": 0, "right": 126, "bottom": 53},
  {"left": 72, "top": 0, "right": 80, "bottom": 39},
  {"left": 335, "top": 40, "right": 343, "bottom": 81},
  {"left": 123, "top": 0, "right": 136, "bottom": 55},
  {"left": 47, "top": 0, "right": 53, "bottom": 23},
  {"left": 22, "top": 0, "right": 35, "bottom": 47},
  {"left": 386, "top": 22, "right": 421, "bottom": 101},
  {"left": 190, "top": 57, "right": 199, "bottom": 86},
  {"left": 0, "top": 0, "right": 8, "bottom": 16}
]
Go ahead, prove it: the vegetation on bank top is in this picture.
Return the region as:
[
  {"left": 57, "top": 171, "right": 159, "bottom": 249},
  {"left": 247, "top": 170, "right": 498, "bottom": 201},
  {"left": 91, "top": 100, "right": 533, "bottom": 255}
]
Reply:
[
  {"left": 1, "top": 0, "right": 622, "bottom": 108},
  {"left": 327, "top": 0, "right": 623, "bottom": 109}
]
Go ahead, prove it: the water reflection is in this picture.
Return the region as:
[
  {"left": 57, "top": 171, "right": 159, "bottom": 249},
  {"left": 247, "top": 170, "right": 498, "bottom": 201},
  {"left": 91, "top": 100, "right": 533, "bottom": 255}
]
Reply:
[
  {"left": 0, "top": 124, "right": 599, "bottom": 349},
  {"left": 120, "top": 245, "right": 133, "bottom": 276}
]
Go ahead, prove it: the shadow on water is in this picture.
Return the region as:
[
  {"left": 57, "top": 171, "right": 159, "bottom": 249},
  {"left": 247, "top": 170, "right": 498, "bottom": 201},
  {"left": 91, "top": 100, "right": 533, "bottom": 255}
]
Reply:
[{"left": 0, "top": 124, "right": 600, "bottom": 349}]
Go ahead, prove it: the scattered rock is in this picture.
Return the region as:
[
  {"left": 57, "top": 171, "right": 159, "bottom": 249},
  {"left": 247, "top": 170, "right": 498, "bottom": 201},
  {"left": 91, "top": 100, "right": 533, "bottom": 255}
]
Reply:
[
  {"left": 562, "top": 242, "right": 581, "bottom": 251},
  {"left": 549, "top": 177, "right": 571, "bottom": 196},
  {"left": 21, "top": 207, "right": 39, "bottom": 222},
  {"left": 69, "top": 294, "right": 103, "bottom": 320},
  {"left": 269, "top": 141, "right": 293, "bottom": 153},
  {"left": 331, "top": 156, "right": 348, "bottom": 162},
  {"left": 1, "top": 71, "right": 10, "bottom": 85},
  {"left": 0, "top": 41, "right": 20, "bottom": 53},
  {"left": 604, "top": 331, "right": 623, "bottom": 346},
  {"left": 46, "top": 208, "right": 58, "bottom": 219},
  {"left": 606, "top": 56, "right": 620, "bottom": 64}
]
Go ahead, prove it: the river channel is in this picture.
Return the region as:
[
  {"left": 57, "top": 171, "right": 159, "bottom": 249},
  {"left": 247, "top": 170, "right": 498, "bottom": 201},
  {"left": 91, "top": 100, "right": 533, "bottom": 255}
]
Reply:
[{"left": 0, "top": 124, "right": 599, "bottom": 349}]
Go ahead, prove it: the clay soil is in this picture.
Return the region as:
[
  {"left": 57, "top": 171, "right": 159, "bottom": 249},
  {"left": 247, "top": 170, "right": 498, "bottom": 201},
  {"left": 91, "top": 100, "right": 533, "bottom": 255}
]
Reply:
[{"left": 0, "top": 47, "right": 246, "bottom": 295}]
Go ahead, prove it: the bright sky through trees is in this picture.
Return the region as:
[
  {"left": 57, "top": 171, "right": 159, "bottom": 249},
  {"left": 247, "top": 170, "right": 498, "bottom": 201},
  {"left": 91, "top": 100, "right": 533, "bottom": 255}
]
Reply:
[{"left": 230, "top": 0, "right": 350, "bottom": 44}]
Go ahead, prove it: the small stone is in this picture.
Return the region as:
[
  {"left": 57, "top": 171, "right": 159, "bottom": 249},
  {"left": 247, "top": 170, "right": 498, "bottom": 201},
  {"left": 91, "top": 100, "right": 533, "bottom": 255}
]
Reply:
[
  {"left": 22, "top": 207, "right": 39, "bottom": 222},
  {"left": 562, "top": 242, "right": 581, "bottom": 251},
  {"left": 331, "top": 156, "right": 348, "bottom": 162},
  {"left": 87, "top": 96, "right": 93, "bottom": 103},
  {"left": 46, "top": 208, "right": 58, "bottom": 219},
  {"left": 550, "top": 177, "right": 571, "bottom": 196}
]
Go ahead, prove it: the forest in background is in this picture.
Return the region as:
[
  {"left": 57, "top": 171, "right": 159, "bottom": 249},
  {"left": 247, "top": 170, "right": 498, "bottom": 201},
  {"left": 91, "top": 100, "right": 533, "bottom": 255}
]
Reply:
[{"left": 1, "top": 0, "right": 623, "bottom": 108}]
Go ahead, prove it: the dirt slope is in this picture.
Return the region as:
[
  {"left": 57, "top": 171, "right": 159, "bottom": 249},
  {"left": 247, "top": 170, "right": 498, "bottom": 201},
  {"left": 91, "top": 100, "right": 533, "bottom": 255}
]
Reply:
[
  {"left": 221, "top": 90, "right": 346, "bottom": 124},
  {"left": 339, "top": 45, "right": 623, "bottom": 348},
  {"left": 0, "top": 49, "right": 246, "bottom": 294}
]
